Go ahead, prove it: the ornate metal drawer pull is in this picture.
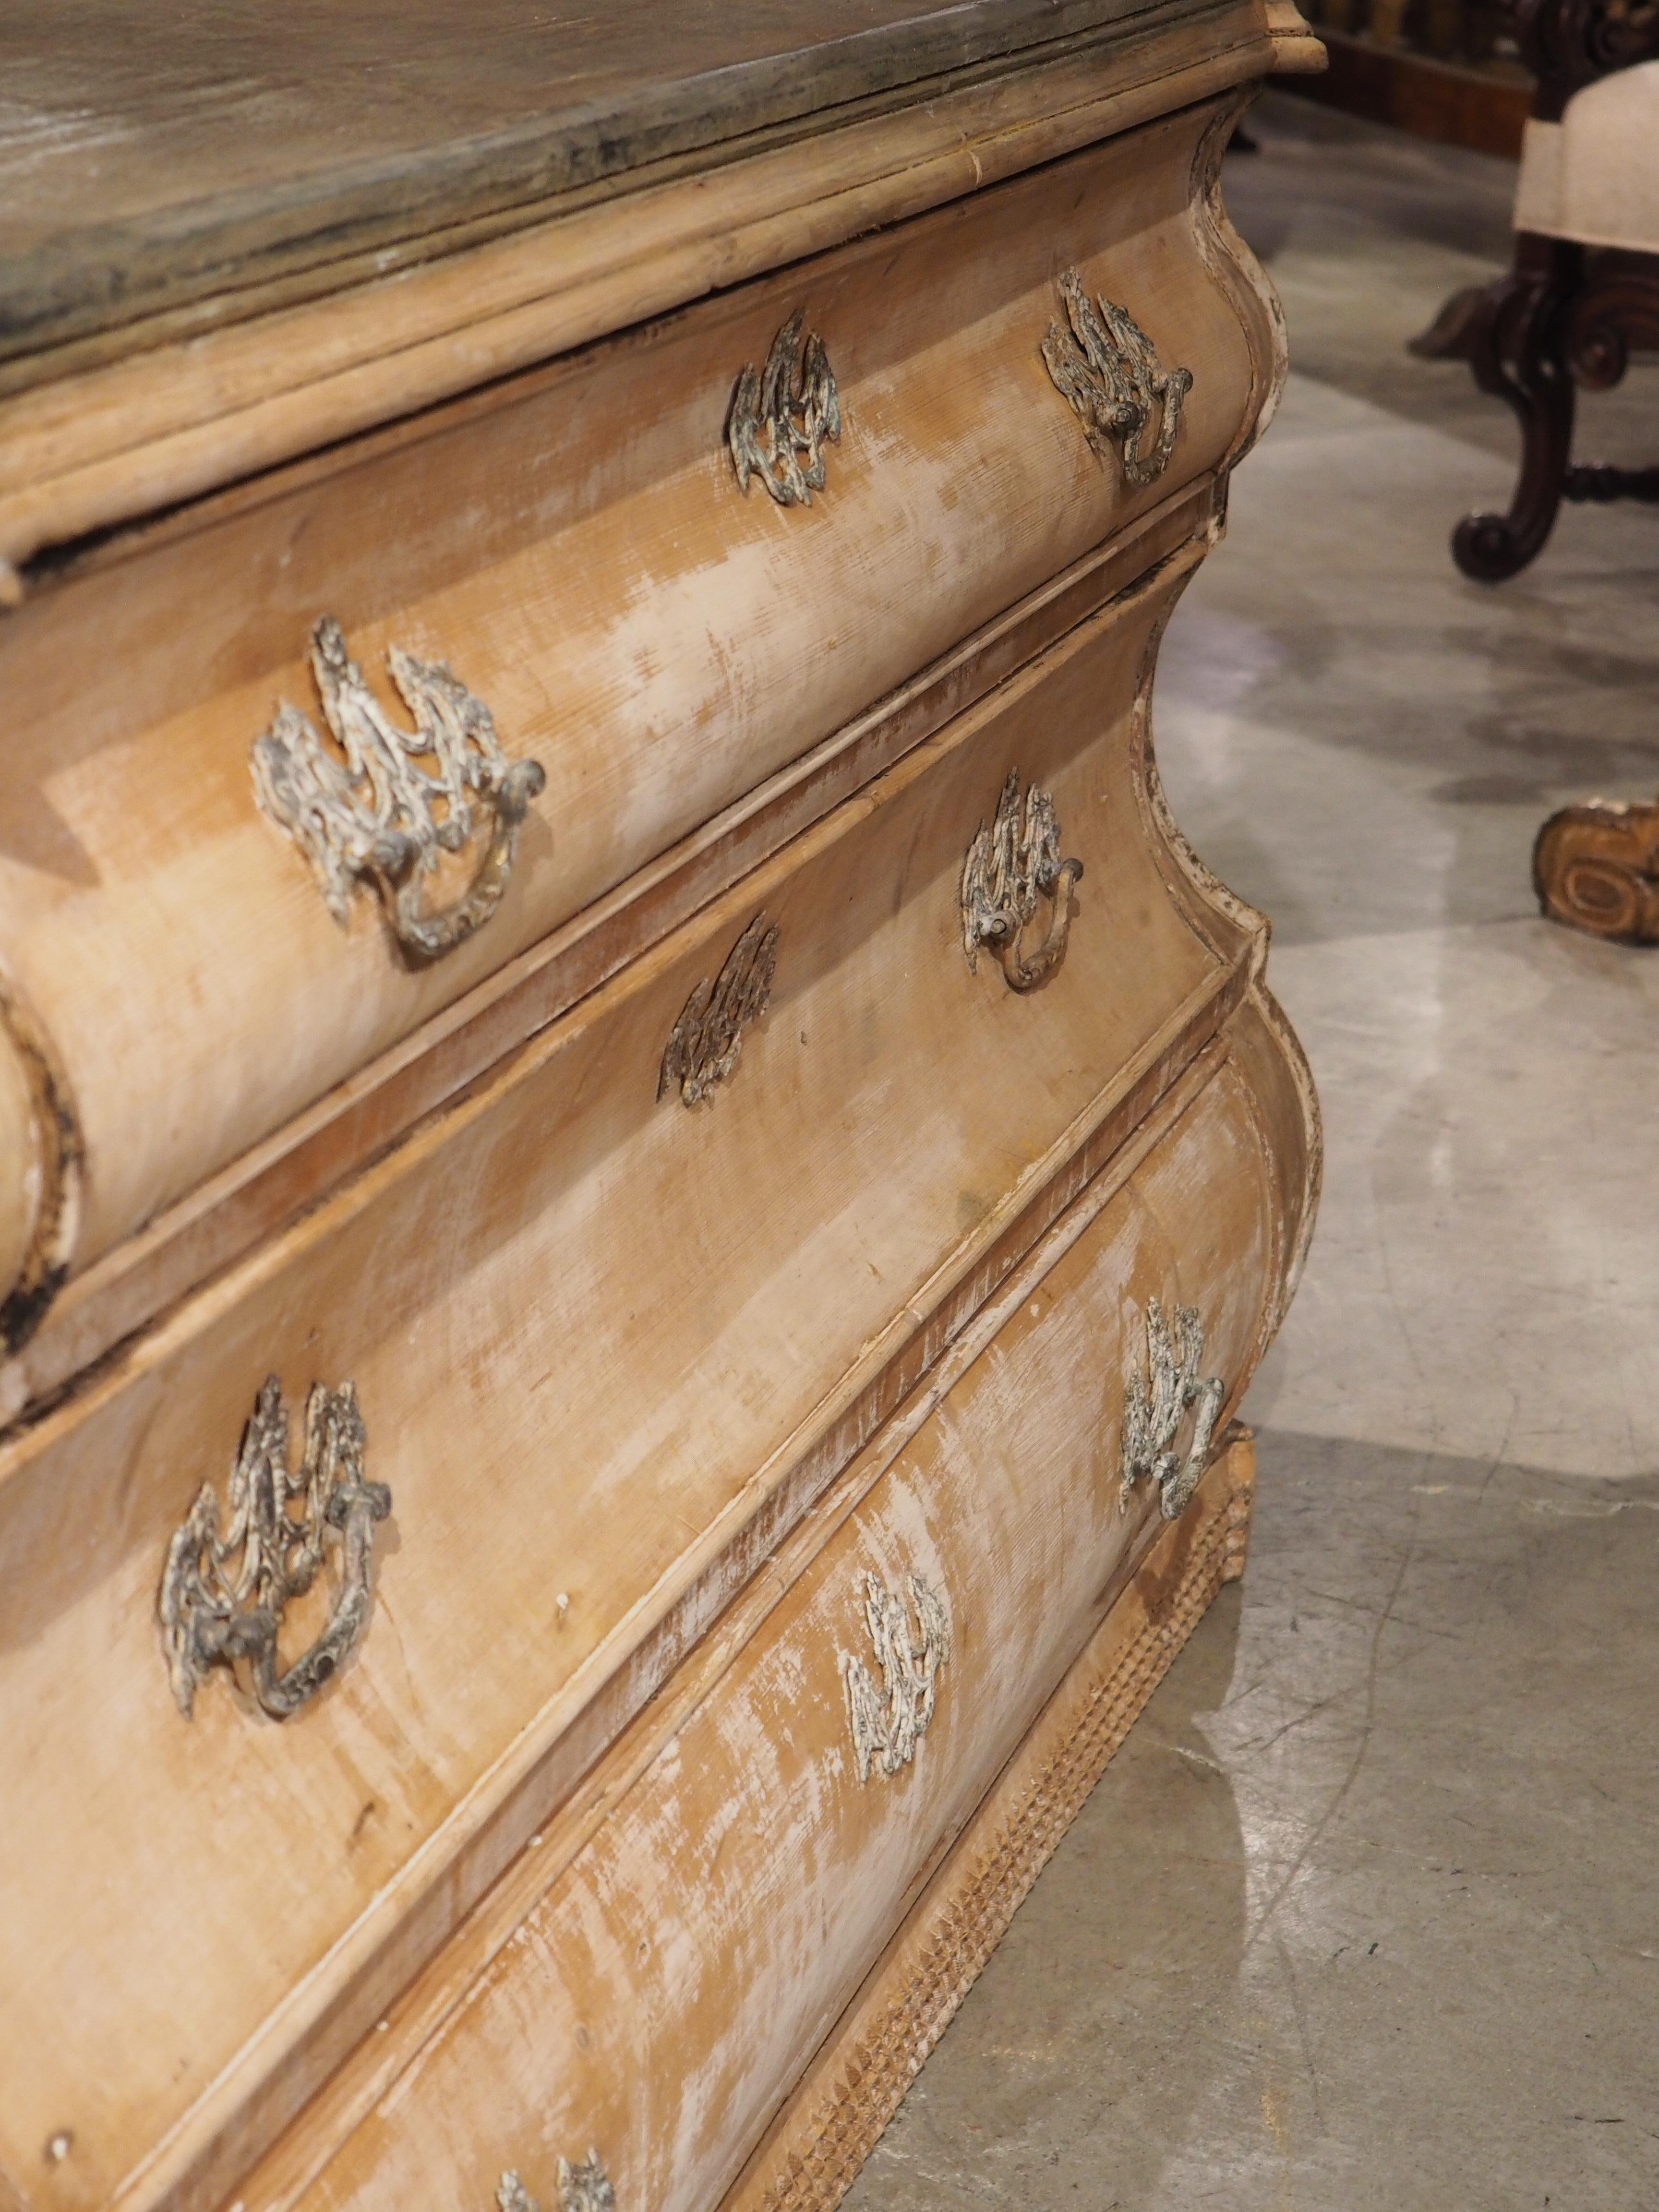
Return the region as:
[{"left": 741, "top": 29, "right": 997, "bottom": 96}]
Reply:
[
  {"left": 961, "top": 769, "right": 1083, "bottom": 993},
  {"left": 158, "top": 1375, "right": 391, "bottom": 1720},
  {"left": 498, "top": 2153, "right": 614, "bottom": 2212},
  {"left": 252, "top": 616, "right": 546, "bottom": 963},
  {"left": 1119, "top": 1299, "right": 1225, "bottom": 1522},
  {"left": 727, "top": 308, "right": 842, "bottom": 506},
  {"left": 842, "top": 1571, "right": 951, "bottom": 1782},
  {"left": 659, "top": 912, "right": 778, "bottom": 1106},
  {"left": 1042, "top": 271, "right": 1192, "bottom": 490}
]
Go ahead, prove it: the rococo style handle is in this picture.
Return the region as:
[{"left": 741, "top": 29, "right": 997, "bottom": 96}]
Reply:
[
  {"left": 659, "top": 912, "right": 778, "bottom": 1106},
  {"left": 252, "top": 616, "right": 546, "bottom": 963},
  {"left": 1042, "top": 270, "right": 1193, "bottom": 490},
  {"left": 1119, "top": 1299, "right": 1226, "bottom": 1522},
  {"left": 961, "top": 769, "right": 1083, "bottom": 993},
  {"left": 158, "top": 1374, "right": 391, "bottom": 1720},
  {"left": 727, "top": 308, "right": 842, "bottom": 506},
  {"left": 498, "top": 2153, "right": 615, "bottom": 2212},
  {"left": 841, "top": 1570, "right": 951, "bottom": 1782}
]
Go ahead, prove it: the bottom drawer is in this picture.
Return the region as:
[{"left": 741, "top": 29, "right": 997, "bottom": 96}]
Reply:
[{"left": 274, "top": 1040, "right": 1289, "bottom": 2212}]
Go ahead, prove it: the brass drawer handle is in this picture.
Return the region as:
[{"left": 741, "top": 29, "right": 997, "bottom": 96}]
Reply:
[
  {"left": 841, "top": 1570, "right": 951, "bottom": 1783},
  {"left": 252, "top": 617, "right": 546, "bottom": 963},
  {"left": 498, "top": 2154, "right": 614, "bottom": 2212},
  {"left": 1043, "top": 270, "right": 1193, "bottom": 490},
  {"left": 727, "top": 308, "right": 842, "bottom": 506},
  {"left": 658, "top": 912, "right": 778, "bottom": 1107},
  {"left": 961, "top": 769, "right": 1083, "bottom": 994},
  {"left": 1119, "top": 1299, "right": 1226, "bottom": 1522},
  {"left": 158, "top": 1375, "right": 391, "bottom": 1720}
]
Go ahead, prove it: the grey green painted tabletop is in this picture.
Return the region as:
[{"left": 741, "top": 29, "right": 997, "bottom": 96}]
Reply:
[{"left": 0, "top": 0, "right": 1217, "bottom": 366}]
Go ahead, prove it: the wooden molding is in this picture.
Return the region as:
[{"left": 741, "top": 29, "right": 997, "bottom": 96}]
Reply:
[
  {"left": 1534, "top": 794, "right": 1659, "bottom": 943},
  {"left": 723, "top": 1427, "right": 1257, "bottom": 2212},
  {"left": 0, "top": 0, "right": 1312, "bottom": 572},
  {"left": 0, "top": 490, "right": 1215, "bottom": 1432}
]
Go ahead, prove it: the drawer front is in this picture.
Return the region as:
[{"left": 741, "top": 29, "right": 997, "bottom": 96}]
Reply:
[
  {"left": 0, "top": 576, "right": 1286, "bottom": 2212},
  {"left": 0, "top": 94, "right": 1272, "bottom": 1305},
  {"left": 281, "top": 1046, "right": 1283, "bottom": 2212}
]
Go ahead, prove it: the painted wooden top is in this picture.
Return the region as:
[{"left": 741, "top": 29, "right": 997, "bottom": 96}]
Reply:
[{"left": 0, "top": 0, "right": 1212, "bottom": 366}]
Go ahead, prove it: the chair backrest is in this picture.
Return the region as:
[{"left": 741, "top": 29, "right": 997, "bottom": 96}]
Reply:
[{"left": 1510, "top": 0, "right": 1659, "bottom": 121}]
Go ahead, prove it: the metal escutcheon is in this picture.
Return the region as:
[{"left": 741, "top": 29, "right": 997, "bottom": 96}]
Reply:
[
  {"left": 960, "top": 769, "right": 1083, "bottom": 994},
  {"left": 1119, "top": 1299, "right": 1226, "bottom": 1522},
  {"left": 1042, "top": 270, "right": 1193, "bottom": 490},
  {"left": 159, "top": 1374, "right": 391, "bottom": 1721},
  {"left": 497, "top": 2153, "right": 615, "bottom": 2212},
  {"left": 252, "top": 616, "right": 545, "bottom": 963},
  {"left": 726, "top": 309, "right": 842, "bottom": 506}
]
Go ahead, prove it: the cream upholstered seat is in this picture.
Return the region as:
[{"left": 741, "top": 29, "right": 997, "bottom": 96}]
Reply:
[{"left": 1513, "top": 58, "right": 1659, "bottom": 251}]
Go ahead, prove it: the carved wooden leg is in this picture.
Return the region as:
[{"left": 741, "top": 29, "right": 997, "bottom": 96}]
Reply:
[
  {"left": 1449, "top": 234, "right": 1581, "bottom": 582},
  {"left": 1533, "top": 797, "right": 1659, "bottom": 944}
]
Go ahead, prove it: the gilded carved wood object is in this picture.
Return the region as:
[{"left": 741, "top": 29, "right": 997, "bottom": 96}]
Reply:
[
  {"left": 960, "top": 769, "right": 1084, "bottom": 992},
  {"left": 727, "top": 309, "right": 842, "bottom": 505},
  {"left": 252, "top": 617, "right": 546, "bottom": 962},
  {"left": 1042, "top": 270, "right": 1192, "bottom": 488},
  {"left": 497, "top": 2155, "right": 615, "bottom": 2212},
  {"left": 158, "top": 1376, "right": 391, "bottom": 1720},
  {"left": 1533, "top": 795, "right": 1659, "bottom": 941},
  {"left": 1119, "top": 1299, "right": 1226, "bottom": 1521},
  {"left": 658, "top": 912, "right": 779, "bottom": 1105},
  {"left": 842, "top": 1571, "right": 952, "bottom": 1781}
]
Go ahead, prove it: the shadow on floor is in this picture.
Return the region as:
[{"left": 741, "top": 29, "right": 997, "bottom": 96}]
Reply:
[{"left": 846, "top": 1431, "right": 1659, "bottom": 2211}]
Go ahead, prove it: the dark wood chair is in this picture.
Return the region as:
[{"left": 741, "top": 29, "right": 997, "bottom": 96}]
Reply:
[{"left": 1411, "top": 0, "right": 1659, "bottom": 582}]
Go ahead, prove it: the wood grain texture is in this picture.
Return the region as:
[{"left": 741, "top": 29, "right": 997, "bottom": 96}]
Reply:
[
  {"left": 0, "top": 0, "right": 1225, "bottom": 365},
  {"left": 0, "top": 484, "right": 1214, "bottom": 1431},
  {"left": 0, "top": 573, "right": 1280, "bottom": 2212},
  {"left": 253, "top": 1081, "right": 1282, "bottom": 2212},
  {"left": 1532, "top": 793, "right": 1659, "bottom": 942},
  {"left": 0, "top": 106, "right": 1274, "bottom": 1316},
  {"left": 0, "top": 17, "right": 1322, "bottom": 2210},
  {"left": 724, "top": 1431, "right": 1257, "bottom": 2212},
  {"left": 222, "top": 1033, "right": 1247, "bottom": 2212},
  {"left": 0, "top": 6, "right": 1314, "bottom": 563}
]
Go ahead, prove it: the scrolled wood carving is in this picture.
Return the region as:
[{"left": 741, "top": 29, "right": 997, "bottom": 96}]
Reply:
[
  {"left": 727, "top": 309, "right": 842, "bottom": 506},
  {"left": 498, "top": 2153, "right": 615, "bottom": 2212},
  {"left": 1119, "top": 1299, "right": 1226, "bottom": 1522},
  {"left": 252, "top": 617, "right": 546, "bottom": 962},
  {"left": 1512, "top": 0, "right": 1659, "bottom": 118},
  {"left": 0, "top": 965, "right": 83, "bottom": 1358},
  {"left": 158, "top": 1374, "right": 391, "bottom": 1720},
  {"left": 960, "top": 769, "right": 1083, "bottom": 993},
  {"left": 841, "top": 1571, "right": 951, "bottom": 1782},
  {"left": 658, "top": 912, "right": 779, "bottom": 1106},
  {"left": 1533, "top": 794, "right": 1659, "bottom": 942},
  {"left": 1042, "top": 270, "right": 1192, "bottom": 489}
]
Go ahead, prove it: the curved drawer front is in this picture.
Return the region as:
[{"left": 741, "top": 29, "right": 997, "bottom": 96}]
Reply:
[
  {"left": 0, "top": 94, "right": 1269, "bottom": 1298},
  {"left": 285, "top": 1046, "right": 1286, "bottom": 2212},
  {"left": 0, "top": 579, "right": 1270, "bottom": 2212}
]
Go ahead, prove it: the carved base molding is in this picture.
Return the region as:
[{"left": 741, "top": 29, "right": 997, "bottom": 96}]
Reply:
[
  {"left": 722, "top": 1425, "right": 1256, "bottom": 2212},
  {"left": 1534, "top": 794, "right": 1659, "bottom": 943}
]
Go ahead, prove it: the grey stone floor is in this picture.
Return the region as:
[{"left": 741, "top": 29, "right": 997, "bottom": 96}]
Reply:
[{"left": 842, "top": 96, "right": 1659, "bottom": 2212}]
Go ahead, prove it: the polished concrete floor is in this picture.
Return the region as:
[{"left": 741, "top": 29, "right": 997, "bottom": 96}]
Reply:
[{"left": 842, "top": 96, "right": 1659, "bottom": 2212}]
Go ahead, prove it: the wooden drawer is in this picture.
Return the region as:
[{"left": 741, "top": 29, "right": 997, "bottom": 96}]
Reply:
[
  {"left": 0, "top": 572, "right": 1307, "bottom": 2212},
  {"left": 256, "top": 1045, "right": 1286, "bottom": 2212},
  {"left": 0, "top": 96, "right": 1273, "bottom": 1330}
]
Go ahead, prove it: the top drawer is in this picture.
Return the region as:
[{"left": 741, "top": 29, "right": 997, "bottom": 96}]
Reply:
[{"left": 0, "top": 96, "right": 1270, "bottom": 1334}]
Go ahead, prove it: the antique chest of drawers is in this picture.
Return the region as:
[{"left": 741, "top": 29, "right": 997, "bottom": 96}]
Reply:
[{"left": 0, "top": 7, "right": 1322, "bottom": 2212}]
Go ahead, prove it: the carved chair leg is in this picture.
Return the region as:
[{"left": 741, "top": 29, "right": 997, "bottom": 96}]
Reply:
[
  {"left": 1449, "top": 235, "right": 1581, "bottom": 583},
  {"left": 1561, "top": 250, "right": 1659, "bottom": 512}
]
